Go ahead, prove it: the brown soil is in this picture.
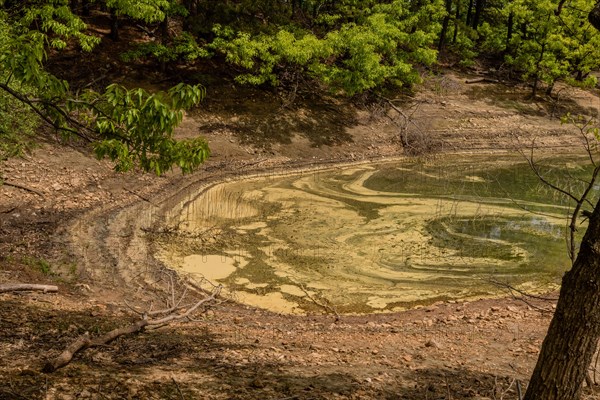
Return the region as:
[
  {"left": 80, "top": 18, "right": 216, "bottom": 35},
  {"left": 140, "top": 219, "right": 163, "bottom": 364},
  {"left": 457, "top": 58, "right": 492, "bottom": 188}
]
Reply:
[{"left": 1, "top": 70, "right": 600, "bottom": 400}]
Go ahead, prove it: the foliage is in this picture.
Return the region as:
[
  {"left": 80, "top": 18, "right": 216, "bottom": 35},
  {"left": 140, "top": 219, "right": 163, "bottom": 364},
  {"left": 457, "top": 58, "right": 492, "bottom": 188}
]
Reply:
[
  {"left": 105, "top": 0, "right": 169, "bottom": 23},
  {"left": 0, "top": 88, "right": 39, "bottom": 161},
  {"left": 515, "top": 0, "right": 600, "bottom": 93},
  {"left": 89, "top": 83, "right": 209, "bottom": 174},
  {"left": 122, "top": 32, "right": 211, "bottom": 64},
  {"left": 209, "top": 0, "right": 442, "bottom": 95},
  {"left": 0, "top": 1, "right": 210, "bottom": 175},
  {"left": 2, "top": 0, "right": 600, "bottom": 175}
]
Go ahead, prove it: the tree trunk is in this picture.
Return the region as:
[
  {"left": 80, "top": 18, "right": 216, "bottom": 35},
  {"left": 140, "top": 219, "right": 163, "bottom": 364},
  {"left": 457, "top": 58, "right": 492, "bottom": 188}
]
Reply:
[
  {"left": 590, "top": 1, "right": 600, "bottom": 30},
  {"left": 453, "top": 0, "right": 461, "bottom": 44},
  {"left": 82, "top": 0, "right": 90, "bottom": 16},
  {"left": 109, "top": 9, "right": 119, "bottom": 41},
  {"left": 159, "top": 16, "right": 169, "bottom": 73},
  {"left": 160, "top": 16, "right": 169, "bottom": 42},
  {"left": 438, "top": 0, "right": 453, "bottom": 51},
  {"left": 531, "top": 42, "right": 546, "bottom": 98},
  {"left": 524, "top": 197, "right": 600, "bottom": 399},
  {"left": 545, "top": 82, "right": 554, "bottom": 96},
  {"left": 466, "top": 0, "right": 474, "bottom": 27},
  {"left": 472, "top": 0, "right": 485, "bottom": 29},
  {"left": 506, "top": 11, "right": 514, "bottom": 52}
]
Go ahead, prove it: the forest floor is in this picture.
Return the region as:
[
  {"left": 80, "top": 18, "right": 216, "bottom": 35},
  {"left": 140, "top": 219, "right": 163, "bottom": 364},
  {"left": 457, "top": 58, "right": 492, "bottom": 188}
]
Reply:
[{"left": 1, "top": 66, "right": 600, "bottom": 399}]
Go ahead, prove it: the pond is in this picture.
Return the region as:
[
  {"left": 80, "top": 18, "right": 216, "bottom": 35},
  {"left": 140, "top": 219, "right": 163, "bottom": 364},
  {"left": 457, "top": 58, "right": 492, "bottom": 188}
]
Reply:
[{"left": 156, "top": 154, "right": 595, "bottom": 314}]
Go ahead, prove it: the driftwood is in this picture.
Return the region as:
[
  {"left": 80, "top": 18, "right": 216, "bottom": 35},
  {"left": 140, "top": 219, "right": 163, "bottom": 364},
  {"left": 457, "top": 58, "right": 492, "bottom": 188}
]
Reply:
[
  {"left": 465, "top": 77, "right": 500, "bottom": 84},
  {"left": 0, "top": 284, "right": 58, "bottom": 293},
  {"left": 42, "top": 284, "right": 221, "bottom": 373}
]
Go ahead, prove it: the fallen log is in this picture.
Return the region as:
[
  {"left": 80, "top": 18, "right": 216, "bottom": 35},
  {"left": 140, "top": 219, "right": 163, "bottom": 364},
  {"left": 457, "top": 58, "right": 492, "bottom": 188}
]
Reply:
[
  {"left": 42, "top": 284, "right": 221, "bottom": 373},
  {"left": 42, "top": 320, "right": 149, "bottom": 373},
  {"left": 0, "top": 284, "right": 58, "bottom": 293}
]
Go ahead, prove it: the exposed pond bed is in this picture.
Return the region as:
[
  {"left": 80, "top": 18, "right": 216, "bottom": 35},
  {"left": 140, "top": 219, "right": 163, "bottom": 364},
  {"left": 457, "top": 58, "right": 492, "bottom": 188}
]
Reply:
[{"left": 156, "top": 154, "right": 595, "bottom": 314}]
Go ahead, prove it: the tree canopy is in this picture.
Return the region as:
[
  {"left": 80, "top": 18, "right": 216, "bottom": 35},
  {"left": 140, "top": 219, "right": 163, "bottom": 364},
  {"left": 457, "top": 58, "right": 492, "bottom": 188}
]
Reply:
[
  {"left": 0, "top": 0, "right": 209, "bottom": 175},
  {"left": 2, "top": 0, "right": 600, "bottom": 175}
]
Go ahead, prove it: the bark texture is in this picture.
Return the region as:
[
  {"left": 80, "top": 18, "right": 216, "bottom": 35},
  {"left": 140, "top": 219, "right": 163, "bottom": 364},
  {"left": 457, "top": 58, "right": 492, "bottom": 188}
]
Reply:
[
  {"left": 524, "top": 198, "right": 600, "bottom": 399},
  {"left": 590, "top": 1, "right": 600, "bottom": 31}
]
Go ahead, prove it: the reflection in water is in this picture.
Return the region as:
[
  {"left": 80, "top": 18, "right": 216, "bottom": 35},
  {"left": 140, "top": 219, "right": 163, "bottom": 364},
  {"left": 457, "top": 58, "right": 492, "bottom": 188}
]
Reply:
[{"left": 158, "top": 155, "right": 593, "bottom": 314}]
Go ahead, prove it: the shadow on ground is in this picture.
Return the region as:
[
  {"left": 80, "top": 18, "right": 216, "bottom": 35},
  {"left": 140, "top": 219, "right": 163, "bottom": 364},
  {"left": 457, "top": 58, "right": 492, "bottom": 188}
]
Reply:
[
  {"left": 465, "top": 84, "right": 599, "bottom": 119},
  {"left": 197, "top": 85, "right": 355, "bottom": 149},
  {"left": 0, "top": 301, "right": 537, "bottom": 400}
]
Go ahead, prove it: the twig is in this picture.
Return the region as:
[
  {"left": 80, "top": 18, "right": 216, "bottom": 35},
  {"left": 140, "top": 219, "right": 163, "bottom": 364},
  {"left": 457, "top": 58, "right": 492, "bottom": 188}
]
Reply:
[
  {"left": 172, "top": 377, "right": 185, "bottom": 400},
  {"left": 516, "top": 380, "right": 523, "bottom": 400},
  {"left": 299, "top": 284, "right": 340, "bottom": 321},
  {"left": 488, "top": 279, "right": 558, "bottom": 301},
  {"left": 0, "top": 205, "right": 17, "bottom": 214},
  {"left": 522, "top": 133, "right": 600, "bottom": 263},
  {"left": 488, "top": 279, "right": 556, "bottom": 314},
  {"left": 124, "top": 188, "right": 158, "bottom": 207},
  {"left": 500, "top": 378, "right": 516, "bottom": 399},
  {"left": 2, "top": 181, "right": 45, "bottom": 197},
  {"left": 0, "top": 82, "right": 93, "bottom": 142}
]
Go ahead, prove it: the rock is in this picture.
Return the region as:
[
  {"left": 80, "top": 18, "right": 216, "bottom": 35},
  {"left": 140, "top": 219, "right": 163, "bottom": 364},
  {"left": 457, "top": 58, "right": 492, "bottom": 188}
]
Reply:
[
  {"left": 491, "top": 306, "right": 501, "bottom": 312},
  {"left": 506, "top": 305, "right": 519, "bottom": 313},
  {"left": 425, "top": 339, "right": 441, "bottom": 349},
  {"left": 371, "top": 349, "right": 379, "bottom": 355},
  {"left": 402, "top": 354, "right": 413, "bottom": 362}
]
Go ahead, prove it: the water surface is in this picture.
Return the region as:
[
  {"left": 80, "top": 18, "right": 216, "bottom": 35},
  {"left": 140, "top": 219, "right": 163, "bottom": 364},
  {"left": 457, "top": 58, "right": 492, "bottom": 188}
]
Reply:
[{"left": 157, "top": 154, "right": 594, "bottom": 314}]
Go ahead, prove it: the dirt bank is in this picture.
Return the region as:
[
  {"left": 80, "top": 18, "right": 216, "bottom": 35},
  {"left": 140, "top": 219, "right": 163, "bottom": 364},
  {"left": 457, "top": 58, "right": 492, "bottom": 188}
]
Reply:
[{"left": 1, "top": 72, "right": 599, "bottom": 399}]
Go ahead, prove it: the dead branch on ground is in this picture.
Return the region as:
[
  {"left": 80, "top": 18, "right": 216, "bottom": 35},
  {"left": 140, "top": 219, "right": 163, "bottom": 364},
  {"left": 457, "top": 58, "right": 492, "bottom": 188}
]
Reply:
[
  {"left": 42, "top": 280, "right": 221, "bottom": 373},
  {"left": 299, "top": 284, "right": 340, "bottom": 321},
  {"left": 465, "top": 77, "right": 500, "bottom": 84},
  {"left": 0, "top": 284, "right": 58, "bottom": 293},
  {"left": 1, "top": 181, "right": 45, "bottom": 197}
]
